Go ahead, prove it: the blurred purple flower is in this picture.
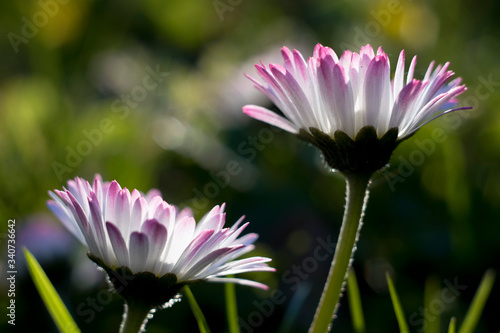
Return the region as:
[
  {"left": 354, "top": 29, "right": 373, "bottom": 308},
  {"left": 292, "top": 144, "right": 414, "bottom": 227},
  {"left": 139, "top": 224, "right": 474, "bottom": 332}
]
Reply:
[{"left": 17, "top": 214, "right": 74, "bottom": 270}]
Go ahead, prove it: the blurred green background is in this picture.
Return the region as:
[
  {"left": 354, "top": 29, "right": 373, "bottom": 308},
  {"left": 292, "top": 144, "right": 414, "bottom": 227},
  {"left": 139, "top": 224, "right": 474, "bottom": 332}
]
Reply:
[{"left": 1, "top": 0, "right": 500, "bottom": 332}]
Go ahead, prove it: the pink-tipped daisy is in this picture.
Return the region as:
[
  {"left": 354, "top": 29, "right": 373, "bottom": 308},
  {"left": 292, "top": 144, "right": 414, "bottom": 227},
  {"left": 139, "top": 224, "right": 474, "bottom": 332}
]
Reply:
[
  {"left": 48, "top": 175, "right": 275, "bottom": 307},
  {"left": 243, "top": 44, "right": 470, "bottom": 176}
]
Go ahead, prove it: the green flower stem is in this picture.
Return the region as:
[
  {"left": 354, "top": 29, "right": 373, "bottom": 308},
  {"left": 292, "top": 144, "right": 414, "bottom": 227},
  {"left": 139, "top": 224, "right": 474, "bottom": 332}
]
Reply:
[
  {"left": 309, "top": 173, "right": 371, "bottom": 333},
  {"left": 120, "top": 301, "right": 152, "bottom": 333},
  {"left": 225, "top": 277, "right": 240, "bottom": 333}
]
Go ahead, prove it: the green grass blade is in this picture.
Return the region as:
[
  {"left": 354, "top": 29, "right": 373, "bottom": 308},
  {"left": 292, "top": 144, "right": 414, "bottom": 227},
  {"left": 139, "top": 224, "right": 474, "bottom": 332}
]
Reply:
[
  {"left": 458, "top": 269, "right": 495, "bottom": 333},
  {"left": 347, "top": 268, "right": 365, "bottom": 333},
  {"left": 184, "top": 286, "right": 212, "bottom": 333},
  {"left": 448, "top": 317, "right": 456, "bottom": 333},
  {"left": 24, "top": 248, "right": 80, "bottom": 333},
  {"left": 424, "top": 276, "right": 441, "bottom": 333},
  {"left": 225, "top": 277, "right": 239, "bottom": 333},
  {"left": 386, "top": 272, "right": 409, "bottom": 333},
  {"left": 278, "top": 282, "right": 311, "bottom": 333}
]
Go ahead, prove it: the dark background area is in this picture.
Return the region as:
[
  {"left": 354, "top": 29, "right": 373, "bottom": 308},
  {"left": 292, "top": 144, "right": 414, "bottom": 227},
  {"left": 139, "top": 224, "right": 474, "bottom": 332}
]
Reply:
[{"left": 1, "top": 0, "right": 500, "bottom": 332}]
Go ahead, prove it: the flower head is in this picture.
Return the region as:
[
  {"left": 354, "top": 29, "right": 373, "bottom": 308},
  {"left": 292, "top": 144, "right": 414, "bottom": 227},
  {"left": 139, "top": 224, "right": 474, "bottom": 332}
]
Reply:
[
  {"left": 48, "top": 175, "right": 274, "bottom": 307},
  {"left": 243, "top": 44, "right": 469, "bottom": 175}
]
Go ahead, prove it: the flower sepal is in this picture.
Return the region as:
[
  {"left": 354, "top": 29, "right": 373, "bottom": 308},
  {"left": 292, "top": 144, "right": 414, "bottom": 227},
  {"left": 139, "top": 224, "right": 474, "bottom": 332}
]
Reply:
[
  {"left": 88, "top": 253, "right": 201, "bottom": 308},
  {"left": 297, "top": 125, "right": 399, "bottom": 177}
]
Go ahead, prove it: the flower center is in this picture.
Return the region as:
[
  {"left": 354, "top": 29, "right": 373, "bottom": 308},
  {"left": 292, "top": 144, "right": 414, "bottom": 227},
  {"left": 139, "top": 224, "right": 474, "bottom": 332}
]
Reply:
[
  {"left": 297, "top": 125, "right": 400, "bottom": 177},
  {"left": 88, "top": 253, "right": 202, "bottom": 308}
]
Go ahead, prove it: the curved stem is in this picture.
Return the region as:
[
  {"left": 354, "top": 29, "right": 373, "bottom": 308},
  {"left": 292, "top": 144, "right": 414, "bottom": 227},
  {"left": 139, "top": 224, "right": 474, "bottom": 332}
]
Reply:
[
  {"left": 309, "top": 173, "right": 371, "bottom": 333},
  {"left": 119, "top": 301, "right": 152, "bottom": 333}
]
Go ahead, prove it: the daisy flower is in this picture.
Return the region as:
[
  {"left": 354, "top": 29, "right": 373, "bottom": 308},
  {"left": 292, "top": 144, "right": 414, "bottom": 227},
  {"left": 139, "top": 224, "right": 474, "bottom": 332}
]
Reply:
[
  {"left": 48, "top": 175, "right": 274, "bottom": 307},
  {"left": 243, "top": 44, "right": 469, "bottom": 175}
]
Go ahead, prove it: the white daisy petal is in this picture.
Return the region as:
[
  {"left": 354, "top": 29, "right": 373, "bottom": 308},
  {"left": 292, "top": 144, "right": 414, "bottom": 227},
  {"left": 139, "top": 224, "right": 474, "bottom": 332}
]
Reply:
[
  {"left": 128, "top": 232, "right": 149, "bottom": 273},
  {"left": 243, "top": 105, "right": 299, "bottom": 134},
  {"left": 393, "top": 50, "right": 405, "bottom": 101},
  {"left": 206, "top": 277, "right": 271, "bottom": 290},
  {"left": 141, "top": 219, "right": 168, "bottom": 273},
  {"left": 106, "top": 221, "right": 129, "bottom": 267},
  {"left": 364, "top": 54, "right": 391, "bottom": 136}
]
